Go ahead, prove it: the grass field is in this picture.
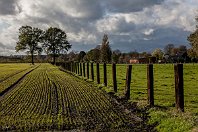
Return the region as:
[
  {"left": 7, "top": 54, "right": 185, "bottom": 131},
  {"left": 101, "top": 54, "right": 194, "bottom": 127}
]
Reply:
[
  {"left": 87, "top": 64, "right": 198, "bottom": 111},
  {"left": 75, "top": 63, "right": 198, "bottom": 131},
  {"left": 0, "top": 63, "right": 143, "bottom": 131},
  {"left": 1, "top": 63, "right": 198, "bottom": 131}
]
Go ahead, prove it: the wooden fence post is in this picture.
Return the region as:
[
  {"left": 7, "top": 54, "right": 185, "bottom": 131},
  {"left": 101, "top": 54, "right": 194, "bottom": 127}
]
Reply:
[
  {"left": 74, "top": 62, "right": 76, "bottom": 74},
  {"left": 174, "top": 64, "right": 184, "bottom": 112},
  {"left": 91, "top": 63, "right": 94, "bottom": 81},
  {"left": 71, "top": 62, "right": 73, "bottom": 72},
  {"left": 112, "top": 63, "right": 117, "bottom": 92},
  {"left": 73, "top": 62, "right": 75, "bottom": 73},
  {"left": 75, "top": 62, "right": 77, "bottom": 74},
  {"left": 76, "top": 63, "right": 78, "bottom": 74},
  {"left": 103, "top": 63, "right": 107, "bottom": 86},
  {"left": 78, "top": 63, "right": 80, "bottom": 75},
  {"left": 147, "top": 64, "right": 154, "bottom": 107},
  {"left": 125, "top": 65, "right": 132, "bottom": 100},
  {"left": 70, "top": 62, "right": 72, "bottom": 72},
  {"left": 77, "top": 63, "right": 79, "bottom": 75},
  {"left": 75, "top": 63, "right": 77, "bottom": 73},
  {"left": 66, "top": 63, "right": 68, "bottom": 70},
  {"left": 83, "top": 63, "right": 86, "bottom": 77},
  {"left": 80, "top": 63, "right": 82, "bottom": 76},
  {"left": 97, "top": 63, "right": 100, "bottom": 84},
  {"left": 72, "top": 62, "right": 74, "bottom": 73},
  {"left": 87, "top": 62, "right": 89, "bottom": 79},
  {"left": 69, "top": 62, "right": 71, "bottom": 71},
  {"left": 65, "top": 63, "right": 67, "bottom": 70}
]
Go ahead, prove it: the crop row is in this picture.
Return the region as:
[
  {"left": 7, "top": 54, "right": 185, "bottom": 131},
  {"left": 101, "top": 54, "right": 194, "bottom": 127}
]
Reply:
[
  {"left": 0, "top": 64, "right": 38, "bottom": 94},
  {"left": 0, "top": 64, "right": 139, "bottom": 131},
  {"left": 45, "top": 65, "right": 137, "bottom": 130},
  {"left": 0, "top": 64, "right": 54, "bottom": 131}
]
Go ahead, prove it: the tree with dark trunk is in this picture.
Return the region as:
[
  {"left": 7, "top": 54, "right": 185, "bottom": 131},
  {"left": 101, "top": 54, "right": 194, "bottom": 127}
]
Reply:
[
  {"left": 43, "top": 27, "right": 71, "bottom": 64},
  {"left": 100, "top": 34, "right": 112, "bottom": 63},
  {"left": 15, "top": 26, "right": 43, "bottom": 65}
]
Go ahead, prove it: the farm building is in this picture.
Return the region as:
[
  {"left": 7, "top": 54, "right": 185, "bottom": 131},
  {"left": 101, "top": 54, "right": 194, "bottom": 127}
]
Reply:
[{"left": 129, "top": 56, "right": 157, "bottom": 64}]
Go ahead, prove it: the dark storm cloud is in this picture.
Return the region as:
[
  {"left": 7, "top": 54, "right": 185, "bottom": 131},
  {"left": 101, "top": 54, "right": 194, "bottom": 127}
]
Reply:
[
  {"left": 0, "top": 0, "right": 20, "bottom": 15},
  {"left": 19, "top": 0, "right": 103, "bottom": 34},
  {"left": 103, "top": 0, "right": 164, "bottom": 13},
  {"left": 108, "top": 27, "right": 190, "bottom": 52},
  {"left": 39, "top": 0, "right": 104, "bottom": 21},
  {"left": 0, "top": 0, "right": 197, "bottom": 55}
]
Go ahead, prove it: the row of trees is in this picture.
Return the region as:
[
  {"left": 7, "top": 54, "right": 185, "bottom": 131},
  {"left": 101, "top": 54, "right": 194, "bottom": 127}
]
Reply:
[
  {"left": 70, "top": 34, "right": 113, "bottom": 63},
  {"left": 67, "top": 44, "right": 193, "bottom": 64},
  {"left": 15, "top": 26, "right": 71, "bottom": 64},
  {"left": 151, "top": 44, "right": 191, "bottom": 63},
  {"left": 15, "top": 15, "right": 198, "bottom": 64}
]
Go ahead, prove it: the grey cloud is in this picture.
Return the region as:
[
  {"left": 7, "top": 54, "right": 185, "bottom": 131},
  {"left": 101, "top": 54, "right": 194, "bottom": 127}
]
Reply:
[
  {"left": 109, "top": 27, "right": 190, "bottom": 52},
  {"left": 20, "top": 1, "right": 102, "bottom": 34},
  {"left": 38, "top": 0, "right": 104, "bottom": 21},
  {"left": 0, "top": 42, "right": 6, "bottom": 48},
  {"left": 0, "top": 0, "right": 195, "bottom": 56},
  {"left": 66, "top": 0, "right": 104, "bottom": 20},
  {"left": 0, "top": 48, "right": 15, "bottom": 55},
  {"left": 0, "top": 0, "right": 20, "bottom": 15},
  {"left": 103, "top": 0, "right": 164, "bottom": 13},
  {"left": 0, "top": 42, "right": 14, "bottom": 50},
  {"left": 0, "top": 42, "right": 15, "bottom": 55}
]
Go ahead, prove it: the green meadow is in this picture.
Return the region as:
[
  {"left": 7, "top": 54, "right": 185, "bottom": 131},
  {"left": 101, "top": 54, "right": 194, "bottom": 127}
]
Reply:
[{"left": 86, "top": 63, "right": 198, "bottom": 131}]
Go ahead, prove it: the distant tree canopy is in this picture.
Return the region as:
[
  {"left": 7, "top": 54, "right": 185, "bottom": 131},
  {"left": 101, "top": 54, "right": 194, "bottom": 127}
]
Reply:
[
  {"left": 15, "top": 26, "right": 43, "bottom": 65},
  {"left": 187, "top": 48, "right": 197, "bottom": 61},
  {"left": 43, "top": 27, "right": 71, "bottom": 64},
  {"left": 100, "top": 34, "right": 112, "bottom": 63},
  {"left": 164, "top": 44, "right": 174, "bottom": 55},
  {"left": 15, "top": 26, "right": 71, "bottom": 64},
  {"left": 77, "top": 51, "right": 86, "bottom": 62},
  {"left": 112, "top": 49, "right": 121, "bottom": 63},
  {"left": 188, "top": 17, "right": 198, "bottom": 57},
  {"left": 84, "top": 48, "right": 100, "bottom": 62},
  {"left": 152, "top": 48, "right": 164, "bottom": 60}
]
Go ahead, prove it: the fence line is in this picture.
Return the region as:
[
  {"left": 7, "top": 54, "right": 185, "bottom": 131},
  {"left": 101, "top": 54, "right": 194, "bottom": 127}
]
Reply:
[{"left": 55, "top": 62, "right": 185, "bottom": 112}]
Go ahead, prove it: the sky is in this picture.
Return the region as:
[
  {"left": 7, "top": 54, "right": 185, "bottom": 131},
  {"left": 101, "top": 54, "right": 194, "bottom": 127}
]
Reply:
[{"left": 0, "top": 0, "right": 198, "bottom": 55}]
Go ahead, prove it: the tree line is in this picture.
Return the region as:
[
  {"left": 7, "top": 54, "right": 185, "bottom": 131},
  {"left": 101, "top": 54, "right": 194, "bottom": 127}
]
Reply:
[
  {"left": 63, "top": 43, "right": 195, "bottom": 64},
  {"left": 15, "top": 16, "right": 198, "bottom": 64}
]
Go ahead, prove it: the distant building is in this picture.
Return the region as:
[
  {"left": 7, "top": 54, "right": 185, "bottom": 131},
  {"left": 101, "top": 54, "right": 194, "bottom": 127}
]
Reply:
[
  {"left": 129, "top": 58, "right": 139, "bottom": 64},
  {"left": 129, "top": 56, "right": 156, "bottom": 64}
]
